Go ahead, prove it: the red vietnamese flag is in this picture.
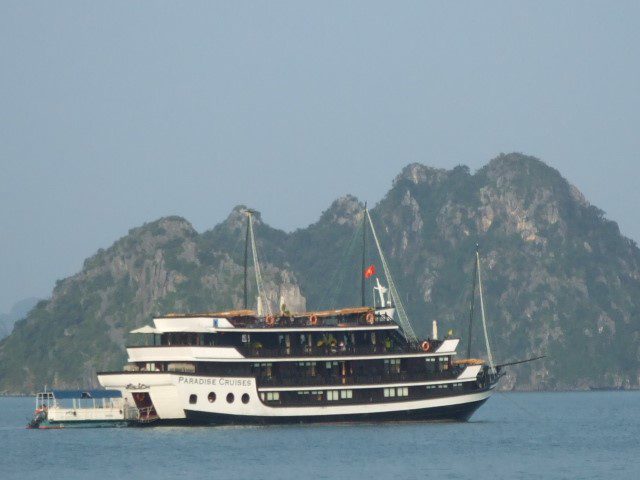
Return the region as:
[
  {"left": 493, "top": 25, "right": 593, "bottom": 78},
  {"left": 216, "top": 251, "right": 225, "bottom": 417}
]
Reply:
[{"left": 364, "top": 264, "right": 376, "bottom": 279}]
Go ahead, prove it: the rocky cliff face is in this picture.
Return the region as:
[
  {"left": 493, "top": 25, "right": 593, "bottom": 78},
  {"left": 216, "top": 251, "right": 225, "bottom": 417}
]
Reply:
[{"left": 1, "top": 153, "right": 639, "bottom": 393}]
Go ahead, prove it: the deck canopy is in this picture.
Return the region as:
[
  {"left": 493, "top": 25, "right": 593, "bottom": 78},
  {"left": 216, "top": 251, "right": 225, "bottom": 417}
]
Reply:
[{"left": 145, "top": 306, "right": 391, "bottom": 334}]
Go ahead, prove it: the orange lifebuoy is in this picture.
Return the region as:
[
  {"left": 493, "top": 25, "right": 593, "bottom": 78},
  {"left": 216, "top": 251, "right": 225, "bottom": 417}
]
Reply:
[
  {"left": 266, "top": 315, "right": 276, "bottom": 326},
  {"left": 366, "top": 312, "right": 375, "bottom": 324},
  {"left": 309, "top": 314, "right": 318, "bottom": 326},
  {"left": 421, "top": 341, "right": 431, "bottom": 352}
]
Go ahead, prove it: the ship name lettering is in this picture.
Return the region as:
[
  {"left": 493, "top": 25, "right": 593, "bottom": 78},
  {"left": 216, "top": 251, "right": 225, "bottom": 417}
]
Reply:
[
  {"left": 218, "top": 378, "right": 252, "bottom": 387},
  {"left": 177, "top": 376, "right": 217, "bottom": 385}
]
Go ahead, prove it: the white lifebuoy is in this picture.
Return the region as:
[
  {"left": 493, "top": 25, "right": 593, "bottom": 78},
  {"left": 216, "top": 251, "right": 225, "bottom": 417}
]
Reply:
[{"left": 365, "top": 312, "right": 375, "bottom": 324}]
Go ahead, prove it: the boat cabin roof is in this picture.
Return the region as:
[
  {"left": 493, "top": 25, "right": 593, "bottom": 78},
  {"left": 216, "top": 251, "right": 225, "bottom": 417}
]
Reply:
[
  {"left": 130, "top": 306, "right": 393, "bottom": 335},
  {"left": 160, "top": 306, "right": 374, "bottom": 319},
  {"left": 36, "top": 390, "right": 122, "bottom": 399}
]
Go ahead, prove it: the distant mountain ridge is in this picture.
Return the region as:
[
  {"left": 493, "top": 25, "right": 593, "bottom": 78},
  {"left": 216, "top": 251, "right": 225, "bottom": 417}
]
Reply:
[
  {"left": 0, "top": 298, "right": 39, "bottom": 340},
  {"left": 1, "top": 153, "right": 639, "bottom": 393}
]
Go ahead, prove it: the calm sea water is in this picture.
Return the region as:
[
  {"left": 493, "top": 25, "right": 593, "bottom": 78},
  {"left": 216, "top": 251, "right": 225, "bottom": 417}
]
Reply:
[{"left": 0, "top": 392, "right": 637, "bottom": 479}]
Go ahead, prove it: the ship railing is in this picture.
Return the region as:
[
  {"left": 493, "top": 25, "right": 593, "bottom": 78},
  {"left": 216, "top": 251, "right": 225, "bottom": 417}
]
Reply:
[
  {"left": 239, "top": 344, "right": 433, "bottom": 358},
  {"left": 257, "top": 370, "right": 462, "bottom": 388},
  {"left": 227, "top": 315, "right": 398, "bottom": 329},
  {"left": 124, "top": 405, "right": 158, "bottom": 423}
]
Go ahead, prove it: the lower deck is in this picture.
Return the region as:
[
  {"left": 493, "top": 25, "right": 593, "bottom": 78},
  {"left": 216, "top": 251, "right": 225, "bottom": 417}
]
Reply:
[{"left": 99, "top": 364, "right": 497, "bottom": 425}]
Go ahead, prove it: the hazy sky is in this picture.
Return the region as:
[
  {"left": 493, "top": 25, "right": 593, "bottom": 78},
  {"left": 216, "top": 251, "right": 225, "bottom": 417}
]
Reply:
[{"left": 1, "top": 1, "right": 639, "bottom": 312}]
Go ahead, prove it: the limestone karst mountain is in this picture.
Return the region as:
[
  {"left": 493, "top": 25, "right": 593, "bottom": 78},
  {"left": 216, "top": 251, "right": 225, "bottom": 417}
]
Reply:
[{"left": 1, "top": 153, "right": 639, "bottom": 393}]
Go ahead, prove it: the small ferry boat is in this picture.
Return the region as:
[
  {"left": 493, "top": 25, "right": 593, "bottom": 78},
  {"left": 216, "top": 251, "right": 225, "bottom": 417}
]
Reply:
[
  {"left": 97, "top": 207, "right": 520, "bottom": 426},
  {"left": 27, "top": 390, "right": 137, "bottom": 429}
]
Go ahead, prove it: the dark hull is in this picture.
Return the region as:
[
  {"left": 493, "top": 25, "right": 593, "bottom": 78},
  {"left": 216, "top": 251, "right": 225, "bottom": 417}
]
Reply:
[{"left": 179, "top": 398, "right": 488, "bottom": 426}]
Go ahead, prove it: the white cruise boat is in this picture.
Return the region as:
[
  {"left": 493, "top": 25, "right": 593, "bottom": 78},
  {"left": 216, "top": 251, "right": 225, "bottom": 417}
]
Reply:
[{"left": 98, "top": 207, "right": 506, "bottom": 425}]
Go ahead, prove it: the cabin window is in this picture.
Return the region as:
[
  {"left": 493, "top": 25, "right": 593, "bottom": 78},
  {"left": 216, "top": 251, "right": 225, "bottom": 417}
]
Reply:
[
  {"left": 189, "top": 394, "right": 197, "bottom": 404},
  {"left": 438, "top": 357, "right": 450, "bottom": 371},
  {"left": 340, "top": 390, "right": 353, "bottom": 399},
  {"left": 298, "top": 361, "right": 317, "bottom": 376},
  {"left": 241, "top": 394, "right": 250, "bottom": 404},
  {"left": 425, "top": 357, "right": 436, "bottom": 373},
  {"left": 396, "top": 387, "right": 409, "bottom": 397},
  {"left": 384, "top": 358, "right": 401, "bottom": 374},
  {"left": 266, "top": 392, "right": 279, "bottom": 401},
  {"left": 327, "top": 390, "right": 339, "bottom": 401},
  {"left": 226, "top": 393, "right": 235, "bottom": 403},
  {"left": 383, "top": 388, "right": 396, "bottom": 398},
  {"left": 208, "top": 392, "right": 216, "bottom": 403},
  {"left": 253, "top": 362, "right": 273, "bottom": 378}
]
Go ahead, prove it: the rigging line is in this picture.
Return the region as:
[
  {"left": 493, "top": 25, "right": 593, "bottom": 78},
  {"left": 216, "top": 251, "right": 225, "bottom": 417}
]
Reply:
[
  {"left": 222, "top": 226, "right": 245, "bottom": 293},
  {"left": 366, "top": 209, "right": 418, "bottom": 343},
  {"left": 495, "top": 355, "right": 546, "bottom": 369},
  {"left": 361, "top": 202, "right": 367, "bottom": 307},
  {"left": 319, "top": 220, "right": 363, "bottom": 309},
  {"left": 467, "top": 245, "right": 478, "bottom": 359},
  {"left": 243, "top": 215, "right": 249, "bottom": 309},
  {"left": 495, "top": 391, "right": 540, "bottom": 419},
  {"left": 222, "top": 226, "right": 248, "bottom": 308},
  {"left": 476, "top": 250, "right": 495, "bottom": 372},
  {"left": 248, "top": 213, "right": 272, "bottom": 316},
  {"left": 226, "top": 227, "right": 244, "bottom": 264}
]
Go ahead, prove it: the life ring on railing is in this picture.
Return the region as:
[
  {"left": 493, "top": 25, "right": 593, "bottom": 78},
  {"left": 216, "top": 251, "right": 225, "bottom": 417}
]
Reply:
[
  {"left": 421, "top": 341, "right": 431, "bottom": 352},
  {"left": 309, "top": 314, "right": 318, "bottom": 326},
  {"left": 266, "top": 315, "right": 276, "bottom": 326},
  {"left": 365, "top": 312, "right": 375, "bottom": 324}
]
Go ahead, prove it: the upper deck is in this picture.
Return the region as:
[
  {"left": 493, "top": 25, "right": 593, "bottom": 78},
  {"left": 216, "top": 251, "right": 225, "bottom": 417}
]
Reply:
[
  {"left": 135, "top": 306, "right": 399, "bottom": 335},
  {"left": 125, "top": 306, "right": 457, "bottom": 364}
]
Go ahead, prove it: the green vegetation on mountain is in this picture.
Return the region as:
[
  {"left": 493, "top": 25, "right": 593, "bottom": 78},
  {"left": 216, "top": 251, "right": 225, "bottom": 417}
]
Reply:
[
  {"left": 1, "top": 153, "right": 639, "bottom": 393},
  {"left": 0, "top": 298, "right": 40, "bottom": 340}
]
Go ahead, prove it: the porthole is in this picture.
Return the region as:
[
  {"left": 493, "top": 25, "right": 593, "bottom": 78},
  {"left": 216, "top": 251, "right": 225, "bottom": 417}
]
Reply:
[
  {"left": 189, "top": 394, "right": 197, "bottom": 404},
  {"left": 226, "top": 393, "right": 235, "bottom": 403},
  {"left": 241, "top": 393, "right": 250, "bottom": 404},
  {"left": 208, "top": 392, "right": 216, "bottom": 403}
]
